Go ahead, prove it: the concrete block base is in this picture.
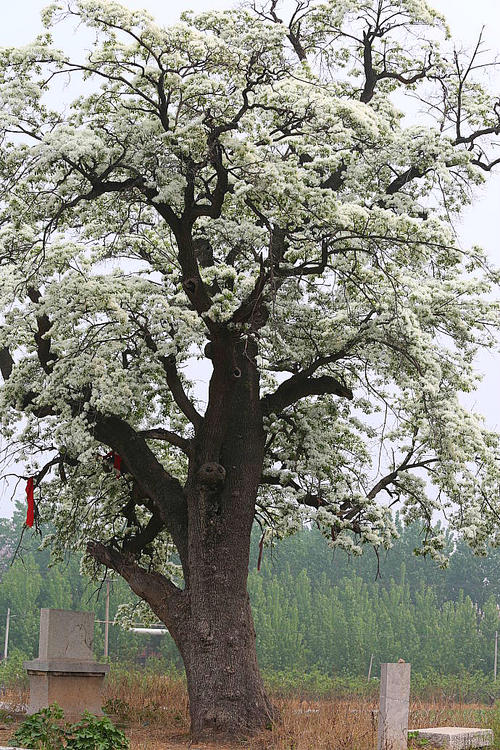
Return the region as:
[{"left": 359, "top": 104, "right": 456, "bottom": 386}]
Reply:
[
  {"left": 411, "top": 728, "right": 493, "bottom": 748},
  {"left": 25, "top": 670, "right": 106, "bottom": 720}
]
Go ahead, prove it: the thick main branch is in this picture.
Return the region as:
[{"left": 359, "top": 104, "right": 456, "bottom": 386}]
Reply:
[
  {"left": 87, "top": 541, "right": 185, "bottom": 628},
  {"left": 262, "top": 373, "right": 353, "bottom": 416},
  {"left": 93, "top": 414, "right": 189, "bottom": 570}
]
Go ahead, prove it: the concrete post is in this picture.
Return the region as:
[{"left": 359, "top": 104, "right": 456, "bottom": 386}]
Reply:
[
  {"left": 3, "top": 608, "right": 10, "bottom": 661},
  {"left": 104, "top": 581, "right": 110, "bottom": 660},
  {"left": 494, "top": 631, "right": 498, "bottom": 682},
  {"left": 377, "top": 662, "right": 411, "bottom": 750}
]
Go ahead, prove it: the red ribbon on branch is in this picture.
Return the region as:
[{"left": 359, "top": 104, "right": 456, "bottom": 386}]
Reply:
[
  {"left": 26, "top": 478, "right": 34, "bottom": 528},
  {"left": 103, "top": 451, "right": 122, "bottom": 478}
]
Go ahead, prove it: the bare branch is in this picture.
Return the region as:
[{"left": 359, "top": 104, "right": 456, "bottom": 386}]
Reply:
[
  {"left": 262, "top": 373, "right": 353, "bottom": 416},
  {"left": 140, "top": 329, "right": 203, "bottom": 430},
  {"left": 386, "top": 166, "right": 425, "bottom": 195},
  {"left": 87, "top": 540, "right": 182, "bottom": 602},
  {"left": 92, "top": 414, "right": 189, "bottom": 569},
  {"left": 367, "top": 458, "right": 439, "bottom": 500},
  {"left": 27, "top": 287, "right": 56, "bottom": 374},
  {"left": 121, "top": 509, "right": 166, "bottom": 556},
  {"left": 139, "top": 428, "right": 192, "bottom": 455},
  {"left": 163, "top": 357, "right": 203, "bottom": 430}
]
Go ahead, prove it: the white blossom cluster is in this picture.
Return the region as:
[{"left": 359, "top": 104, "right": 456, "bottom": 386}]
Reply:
[{"left": 0, "top": 0, "right": 499, "bottom": 585}]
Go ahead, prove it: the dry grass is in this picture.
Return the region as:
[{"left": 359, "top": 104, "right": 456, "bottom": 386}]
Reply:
[
  {"left": 103, "top": 671, "right": 189, "bottom": 733},
  {"left": 2, "top": 675, "right": 500, "bottom": 749},
  {"left": 99, "top": 675, "right": 500, "bottom": 749}
]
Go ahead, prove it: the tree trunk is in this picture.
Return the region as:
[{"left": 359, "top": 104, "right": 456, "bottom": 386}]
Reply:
[
  {"left": 92, "top": 517, "right": 273, "bottom": 740},
  {"left": 89, "top": 337, "right": 275, "bottom": 740},
  {"left": 180, "top": 584, "right": 273, "bottom": 739},
  {"left": 176, "top": 335, "right": 273, "bottom": 739},
  {"left": 148, "top": 474, "right": 274, "bottom": 739},
  {"left": 153, "top": 508, "right": 275, "bottom": 740}
]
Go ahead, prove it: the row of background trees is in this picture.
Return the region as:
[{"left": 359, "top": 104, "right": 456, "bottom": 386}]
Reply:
[{"left": 0, "top": 510, "right": 499, "bottom": 678}]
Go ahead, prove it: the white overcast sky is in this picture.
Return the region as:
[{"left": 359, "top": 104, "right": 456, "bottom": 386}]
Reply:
[{"left": 0, "top": 0, "right": 499, "bottom": 515}]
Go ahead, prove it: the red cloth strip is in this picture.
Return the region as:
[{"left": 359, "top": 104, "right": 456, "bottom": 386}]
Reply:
[
  {"left": 113, "top": 453, "right": 122, "bottom": 475},
  {"left": 26, "top": 478, "right": 34, "bottom": 528}
]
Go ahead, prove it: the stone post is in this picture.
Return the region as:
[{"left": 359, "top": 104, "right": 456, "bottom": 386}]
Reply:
[
  {"left": 377, "top": 662, "right": 411, "bottom": 750},
  {"left": 24, "top": 609, "right": 109, "bottom": 720}
]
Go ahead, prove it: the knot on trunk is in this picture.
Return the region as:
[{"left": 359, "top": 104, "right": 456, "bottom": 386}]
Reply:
[
  {"left": 196, "top": 462, "right": 226, "bottom": 488},
  {"left": 183, "top": 277, "right": 198, "bottom": 295}
]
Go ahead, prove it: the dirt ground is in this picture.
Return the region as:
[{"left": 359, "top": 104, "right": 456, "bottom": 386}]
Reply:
[
  {"left": 0, "top": 696, "right": 497, "bottom": 749},
  {"left": 0, "top": 720, "right": 225, "bottom": 749},
  {"left": 127, "top": 730, "right": 245, "bottom": 750},
  {"left": 0, "top": 719, "right": 243, "bottom": 749}
]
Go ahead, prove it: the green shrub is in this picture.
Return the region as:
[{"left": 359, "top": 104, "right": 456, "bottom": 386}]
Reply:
[
  {"left": 66, "top": 712, "right": 129, "bottom": 750},
  {"left": 9, "top": 703, "right": 66, "bottom": 749},
  {"left": 259, "top": 667, "right": 500, "bottom": 704},
  {"left": 9, "top": 704, "right": 129, "bottom": 750}
]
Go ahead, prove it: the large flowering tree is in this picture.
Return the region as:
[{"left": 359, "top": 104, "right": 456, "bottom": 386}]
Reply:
[{"left": 1, "top": 0, "right": 500, "bottom": 738}]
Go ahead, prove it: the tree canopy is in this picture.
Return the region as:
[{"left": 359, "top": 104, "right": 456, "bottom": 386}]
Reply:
[{"left": 1, "top": 0, "right": 499, "bottom": 567}]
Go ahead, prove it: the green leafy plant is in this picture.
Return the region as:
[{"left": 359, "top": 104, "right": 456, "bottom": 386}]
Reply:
[
  {"left": 9, "top": 703, "right": 66, "bottom": 749},
  {"left": 9, "top": 705, "right": 129, "bottom": 750},
  {"left": 66, "top": 712, "right": 129, "bottom": 750},
  {"left": 0, "top": 649, "right": 30, "bottom": 691}
]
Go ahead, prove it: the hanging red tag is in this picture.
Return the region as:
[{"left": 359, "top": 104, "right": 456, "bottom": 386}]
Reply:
[
  {"left": 26, "top": 478, "right": 34, "bottom": 528},
  {"left": 113, "top": 453, "right": 122, "bottom": 476},
  {"left": 102, "top": 451, "right": 122, "bottom": 477}
]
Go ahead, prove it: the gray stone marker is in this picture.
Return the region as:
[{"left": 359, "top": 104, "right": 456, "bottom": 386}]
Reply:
[
  {"left": 411, "top": 727, "right": 493, "bottom": 749},
  {"left": 37, "top": 608, "right": 94, "bottom": 662},
  {"left": 377, "top": 662, "right": 411, "bottom": 750},
  {"left": 24, "top": 609, "right": 109, "bottom": 720}
]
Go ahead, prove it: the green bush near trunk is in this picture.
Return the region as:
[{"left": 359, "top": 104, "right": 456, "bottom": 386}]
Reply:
[{"left": 8, "top": 704, "right": 129, "bottom": 750}]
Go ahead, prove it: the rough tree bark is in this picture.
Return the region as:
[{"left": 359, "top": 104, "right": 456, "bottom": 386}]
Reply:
[{"left": 89, "top": 335, "right": 275, "bottom": 740}]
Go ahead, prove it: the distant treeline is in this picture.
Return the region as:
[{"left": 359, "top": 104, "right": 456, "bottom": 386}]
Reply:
[
  {"left": 0, "top": 509, "right": 499, "bottom": 678},
  {"left": 249, "top": 520, "right": 500, "bottom": 676}
]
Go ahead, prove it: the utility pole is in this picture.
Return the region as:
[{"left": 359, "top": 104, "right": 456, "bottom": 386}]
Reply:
[
  {"left": 367, "top": 653, "right": 374, "bottom": 682},
  {"left": 104, "top": 580, "right": 110, "bottom": 659},
  {"left": 3, "top": 609, "right": 10, "bottom": 661},
  {"left": 495, "top": 631, "right": 498, "bottom": 682}
]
